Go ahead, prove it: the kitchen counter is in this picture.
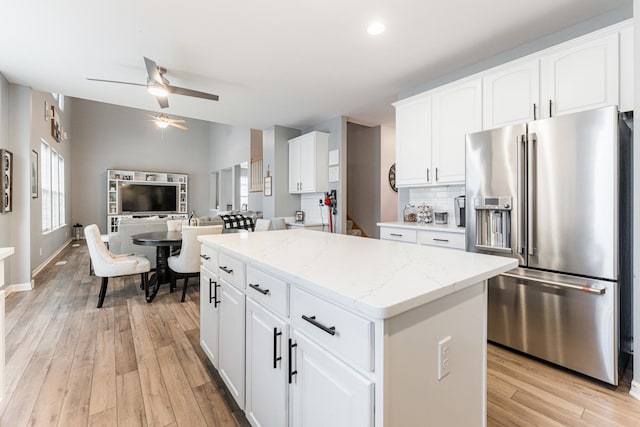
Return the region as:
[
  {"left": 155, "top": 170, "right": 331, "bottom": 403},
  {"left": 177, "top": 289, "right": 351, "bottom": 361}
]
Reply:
[
  {"left": 199, "top": 229, "right": 514, "bottom": 319},
  {"left": 377, "top": 221, "right": 465, "bottom": 234}
]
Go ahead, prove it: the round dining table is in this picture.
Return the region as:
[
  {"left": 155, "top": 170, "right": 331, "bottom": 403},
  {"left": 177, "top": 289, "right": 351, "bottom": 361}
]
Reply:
[{"left": 131, "top": 230, "right": 182, "bottom": 302}]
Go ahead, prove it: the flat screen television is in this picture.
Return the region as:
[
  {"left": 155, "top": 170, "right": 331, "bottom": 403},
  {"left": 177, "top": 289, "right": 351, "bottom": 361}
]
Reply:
[{"left": 120, "top": 183, "right": 177, "bottom": 213}]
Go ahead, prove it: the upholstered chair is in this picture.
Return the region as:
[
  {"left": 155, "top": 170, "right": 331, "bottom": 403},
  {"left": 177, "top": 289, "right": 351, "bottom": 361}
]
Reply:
[
  {"left": 167, "top": 219, "right": 183, "bottom": 232},
  {"left": 168, "top": 225, "right": 223, "bottom": 302},
  {"left": 254, "top": 219, "right": 271, "bottom": 232},
  {"left": 84, "top": 224, "right": 151, "bottom": 308},
  {"left": 270, "top": 217, "right": 287, "bottom": 230}
]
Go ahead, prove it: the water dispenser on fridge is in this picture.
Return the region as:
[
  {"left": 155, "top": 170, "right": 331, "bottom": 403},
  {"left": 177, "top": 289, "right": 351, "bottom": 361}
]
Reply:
[{"left": 473, "top": 197, "right": 512, "bottom": 254}]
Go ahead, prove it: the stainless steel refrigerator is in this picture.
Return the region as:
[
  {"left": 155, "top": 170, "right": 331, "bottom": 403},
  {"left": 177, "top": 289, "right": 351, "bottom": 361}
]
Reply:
[{"left": 465, "top": 106, "right": 632, "bottom": 385}]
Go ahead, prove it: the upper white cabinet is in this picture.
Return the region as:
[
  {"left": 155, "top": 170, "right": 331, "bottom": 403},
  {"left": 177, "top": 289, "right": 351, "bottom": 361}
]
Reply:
[
  {"left": 540, "top": 32, "right": 619, "bottom": 118},
  {"left": 483, "top": 60, "right": 540, "bottom": 128},
  {"left": 395, "top": 94, "right": 432, "bottom": 186},
  {"left": 289, "top": 131, "right": 329, "bottom": 194},
  {"left": 395, "top": 77, "right": 480, "bottom": 187},
  {"left": 431, "top": 78, "right": 482, "bottom": 184}
]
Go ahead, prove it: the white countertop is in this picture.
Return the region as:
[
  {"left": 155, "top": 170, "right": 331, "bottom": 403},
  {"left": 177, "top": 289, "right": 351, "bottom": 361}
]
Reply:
[
  {"left": 199, "top": 230, "right": 515, "bottom": 319},
  {"left": 378, "top": 221, "right": 465, "bottom": 234},
  {"left": 0, "top": 247, "right": 14, "bottom": 262}
]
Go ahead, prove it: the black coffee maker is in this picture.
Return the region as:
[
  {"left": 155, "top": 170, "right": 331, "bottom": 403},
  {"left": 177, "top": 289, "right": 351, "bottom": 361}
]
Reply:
[{"left": 454, "top": 195, "right": 465, "bottom": 227}]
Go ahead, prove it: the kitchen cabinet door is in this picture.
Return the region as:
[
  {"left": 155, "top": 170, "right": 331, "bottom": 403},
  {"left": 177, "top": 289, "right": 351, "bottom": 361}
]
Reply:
[
  {"left": 290, "top": 330, "right": 374, "bottom": 427},
  {"left": 200, "top": 265, "right": 220, "bottom": 368},
  {"left": 540, "top": 32, "right": 618, "bottom": 118},
  {"left": 483, "top": 60, "right": 540, "bottom": 129},
  {"left": 245, "top": 298, "right": 289, "bottom": 427},
  {"left": 289, "top": 137, "right": 302, "bottom": 193},
  {"left": 432, "top": 78, "right": 482, "bottom": 184},
  {"left": 288, "top": 132, "right": 329, "bottom": 194},
  {"left": 395, "top": 94, "right": 432, "bottom": 187},
  {"left": 219, "top": 279, "right": 246, "bottom": 409}
]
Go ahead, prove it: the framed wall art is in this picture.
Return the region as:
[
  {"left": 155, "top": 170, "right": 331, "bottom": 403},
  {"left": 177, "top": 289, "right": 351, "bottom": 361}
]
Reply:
[
  {"left": 264, "top": 176, "right": 272, "bottom": 197},
  {"left": 1, "top": 149, "right": 13, "bottom": 213},
  {"left": 31, "top": 149, "right": 38, "bottom": 198}
]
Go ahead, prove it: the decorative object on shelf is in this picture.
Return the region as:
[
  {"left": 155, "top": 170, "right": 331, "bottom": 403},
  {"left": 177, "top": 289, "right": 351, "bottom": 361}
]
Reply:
[
  {"left": 416, "top": 204, "right": 433, "bottom": 224},
  {"left": 31, "top": 149, "right": 38, "bottom": 198},
  {"left": 403, "top": 204, "right": 417, "bottom": 222},
  {"left": 1, "top": 149, "right": 13, "bottom": 213},
  {"left": 264, "top": 176, "right": 272, "bottom": 196},
  {"left": 295, "top": 210, "right": 304, "bottom": 223},
  {"left": 388, "top": 163, "right": 397, "bottom": 192},
  {"left": 189, "top": 210, "right": 198, "bottom": 226}
]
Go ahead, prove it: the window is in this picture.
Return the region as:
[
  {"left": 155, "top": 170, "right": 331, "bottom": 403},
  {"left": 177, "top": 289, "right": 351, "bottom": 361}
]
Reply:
[{"left": 41, "top": 140, "right": 65, "bottom": 232}]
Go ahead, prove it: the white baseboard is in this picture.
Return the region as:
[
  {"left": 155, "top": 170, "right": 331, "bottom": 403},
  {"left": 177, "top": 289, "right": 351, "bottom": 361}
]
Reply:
[
  {"left": 630, "top": 380, "right": 640, "bottom": 401},
  {"left": 31, "top": 238, "right": 73, "bottom": 278},
  {"left": 5, "top": 280, "right": 33, "bottom": 294}
]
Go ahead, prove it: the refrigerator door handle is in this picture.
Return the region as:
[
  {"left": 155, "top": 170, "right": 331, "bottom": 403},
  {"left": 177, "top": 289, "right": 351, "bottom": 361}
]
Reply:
[
  {"left": 518, "top": 134, "right": 526, "bottom": 255},
  {"left": 527, "top": 133, "right": 537, "bottom": 257},
  {"left": 501, "top": 272, "right": 606, "bottom": 295}
]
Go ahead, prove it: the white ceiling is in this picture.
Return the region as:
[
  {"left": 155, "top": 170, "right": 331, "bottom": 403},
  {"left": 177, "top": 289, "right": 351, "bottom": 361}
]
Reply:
[{"left": 0, "top": 0, "right": 631, "bottom": 130}]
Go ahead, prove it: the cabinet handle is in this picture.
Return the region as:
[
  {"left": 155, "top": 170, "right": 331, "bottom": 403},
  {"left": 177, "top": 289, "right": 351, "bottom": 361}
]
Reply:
[
  {"left": 273, "top": 328, "right": 282, "bottom": 369},
  {"left": 214, "top": 281, "right": 221, "bottom": 307},
  {"left": 433, "top": 238, "right": 449, "bottom": 243},
  {"left": 426, "top": 168, "right": 430, "bottom": 182},
  {"left": 200, "top": 254, "right": 210, "bottom": 260},
  {"left": 533, "top": 103, "right": 537, "bottom": 120},
  {"left": 208, "top": 278, "right": 215, "bottom": 304},
  {"left": 390, "top": 233, "right": 403, "bottom": 237},
  {"left": 288, "top": 339, "right": 298, "bottom": 383},
  {"left": 549, "top": 99, "right": 552, "bottom": 117},
  {"left": 219, "top": 266, "right": 233, "bottom": 274},
  {"left": 301, "top": 315, "right": 336, "bottom": 336},
  {"left": 435, "top": 167, "right": 439, "bottom": 181},
  {"left": 249, "top": 283, "right": 270, "bottom": 295}
]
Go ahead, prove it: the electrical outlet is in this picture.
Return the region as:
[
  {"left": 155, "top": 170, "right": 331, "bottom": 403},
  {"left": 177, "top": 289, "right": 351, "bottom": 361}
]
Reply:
[
  {"left": 437, "top": 336, "right": 451, "bottom": 380},
  {"left": 319, "top": 199, "right": 324, "bottom": 206}
]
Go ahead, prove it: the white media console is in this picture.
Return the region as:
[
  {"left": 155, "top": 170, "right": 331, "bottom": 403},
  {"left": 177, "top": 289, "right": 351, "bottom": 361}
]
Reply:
[{"left": 107, "top": 169, "right": 188, "bottom": 232}]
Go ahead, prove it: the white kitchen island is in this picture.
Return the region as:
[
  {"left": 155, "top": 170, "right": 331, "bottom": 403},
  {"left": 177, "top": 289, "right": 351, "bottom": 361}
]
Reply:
[{"left": 198, "top": 230, "right": 516, "bottom": 427}]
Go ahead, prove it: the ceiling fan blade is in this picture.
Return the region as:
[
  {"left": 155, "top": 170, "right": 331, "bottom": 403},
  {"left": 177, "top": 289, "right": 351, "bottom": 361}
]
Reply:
[
  {"left": 168, "top": 119, "right": 186, "bottom": 123},
  {"left": 170, "top": 122, "right": 189, "bottom": 130},
  {"left": 156, "top": 96, "right": 169, "bottom": 109},
  {"left": 87, "top": 78, "right": 146, "bottom": 87},
  {"left": 143, "top": 56, "right": 164, "bottom": 84},
  {"left": 168, "top": 85, "right": 219, "bottom": 101}
]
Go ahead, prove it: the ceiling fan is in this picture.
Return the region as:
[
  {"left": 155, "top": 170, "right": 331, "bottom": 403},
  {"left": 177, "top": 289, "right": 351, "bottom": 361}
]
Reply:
[
  {"left": 147, "top": 114, "right": 188, "bottom": 130},
  {"left": 88, "top": 57, "right": 219, "bottom": 108}
]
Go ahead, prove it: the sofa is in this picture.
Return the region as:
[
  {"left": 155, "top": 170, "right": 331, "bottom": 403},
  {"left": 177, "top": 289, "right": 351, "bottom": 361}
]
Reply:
[{"left": 108, "top": 217, "right": 169, "bottom": 268}]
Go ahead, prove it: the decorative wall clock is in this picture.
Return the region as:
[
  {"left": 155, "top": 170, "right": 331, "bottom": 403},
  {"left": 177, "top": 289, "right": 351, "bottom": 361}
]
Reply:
[{"left": 388, "top": 163, "right": 397, "bottom": 192}]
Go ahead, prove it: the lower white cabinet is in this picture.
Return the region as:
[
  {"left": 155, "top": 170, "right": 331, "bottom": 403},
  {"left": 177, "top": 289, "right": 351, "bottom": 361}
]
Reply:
[
  {"left": 218, "top": 280, "right": 246, "bottom": 409},
  {"left": 200, "top": 265, "right": 220, "bottom": 368},
  {"left": 379, "top": 224, "right": 465, "bottom": 250},
  {"left": 245, "top": 298, "right": 289, "bottom": 427},
  {"left": 289, "top": 330, "right": 374, "bottom": 427}
]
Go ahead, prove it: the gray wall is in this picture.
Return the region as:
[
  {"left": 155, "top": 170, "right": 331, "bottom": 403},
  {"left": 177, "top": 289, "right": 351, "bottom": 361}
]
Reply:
[
  {"left": 70, "top": 98, "right": 211, "bottom": 231},
  {"left": 303, "top": 117, "right": 347, "bottom": 234},
  {"left": 30, "top": 91, "right": 73, "bottom": 273},
  {"left": 347, "top": 122, "right": 380, "bottom": 238},
  {"left": 262, "top": 125, "right": 300, "bottom": 218},
  {"left": 380, "top": 125, "right": 397, "bottom": 222},
  {"left": 633, "top": 0, "right": 639, "bottom": 397},
  {"left": 0, "top": 74, "right": 10, "bottom": 284}
]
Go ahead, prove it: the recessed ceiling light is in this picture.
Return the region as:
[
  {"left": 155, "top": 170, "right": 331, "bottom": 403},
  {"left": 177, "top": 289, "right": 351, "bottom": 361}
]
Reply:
[{"left": 367, "top": 22, "right": 385, "bottom": 36}]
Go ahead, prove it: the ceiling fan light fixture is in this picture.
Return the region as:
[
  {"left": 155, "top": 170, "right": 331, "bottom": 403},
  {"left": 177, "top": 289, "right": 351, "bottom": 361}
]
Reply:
[
  {"left": 155, "top": 120, "right": 170, "bottom": 129},
  {"left": 148, "top": 85, "right": 169, "bottom": 97}
]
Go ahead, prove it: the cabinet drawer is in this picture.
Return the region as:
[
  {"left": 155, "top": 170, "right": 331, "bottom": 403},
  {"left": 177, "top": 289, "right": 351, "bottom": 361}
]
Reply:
[
  {"left": 417, "top": 230, "right": 465, "bottom": 250},
  {"left": 218, "top": 252, "right": 245, "bottom": 290},
  {"left": 246, "top": 266, "right": 288, "bottom": 318},
  {"left": 291, "top": 287, "right": 373, "bottom": 372},
  {"left": 379, "top": 227, "right": 417, "bottom": 243},
  {"left": 200, "top": 245, "right": 218, "bottom": 271}
]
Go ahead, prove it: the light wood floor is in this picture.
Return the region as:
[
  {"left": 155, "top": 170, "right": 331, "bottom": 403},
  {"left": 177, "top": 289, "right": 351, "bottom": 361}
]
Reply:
[{"left": 2, "top": 242, "right": 639, "bottom": 426}]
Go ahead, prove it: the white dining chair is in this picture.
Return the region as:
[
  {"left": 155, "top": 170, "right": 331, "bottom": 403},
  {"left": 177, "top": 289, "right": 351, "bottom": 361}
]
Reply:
[
  {"left": 254, "top": 218, "right": 271, "bottom": 232},
  {"left": 168, "top": 225, "right": 223, "bottom": 302},
  {"left": 84, "top": 224, "right": 151, "bottom": 308},
  {"left": 270, "top": 217, "right": 287, "bottom": 230}
]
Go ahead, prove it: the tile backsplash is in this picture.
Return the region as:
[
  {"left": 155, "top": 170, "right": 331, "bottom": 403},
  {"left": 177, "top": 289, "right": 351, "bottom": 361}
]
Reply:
[
  {"left": 408, "top": 185, "right": 465, "bottom": 225},
  {"left": 300, "top": 192, "right": 328, "bottom": 224}
]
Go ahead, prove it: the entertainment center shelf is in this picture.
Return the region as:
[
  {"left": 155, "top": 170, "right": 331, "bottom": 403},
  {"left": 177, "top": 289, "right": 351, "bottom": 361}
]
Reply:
[{"left": 107, "top": 169, "right": 188, "bottom": 232}]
